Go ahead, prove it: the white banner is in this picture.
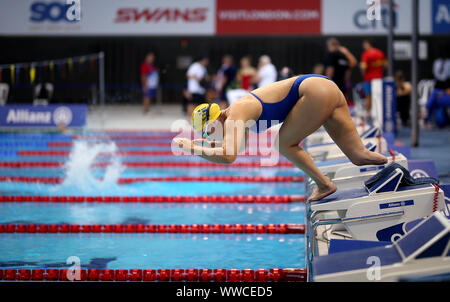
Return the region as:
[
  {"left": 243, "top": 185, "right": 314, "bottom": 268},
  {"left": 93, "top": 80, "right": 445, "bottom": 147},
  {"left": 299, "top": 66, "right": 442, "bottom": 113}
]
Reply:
[
  {"left": 322, "top": 0, "right": 432, "bottom": 35},
  {"left": 0, "top": 0, "right": 216, "bottom": 36}
]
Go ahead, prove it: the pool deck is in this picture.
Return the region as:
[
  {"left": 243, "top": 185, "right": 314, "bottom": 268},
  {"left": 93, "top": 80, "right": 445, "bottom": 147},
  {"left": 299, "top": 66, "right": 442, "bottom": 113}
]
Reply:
[
  {"left": 396, "top": 126, "right": 450, "bottom": 183},
  {"left": 87, "top": 104, "right": 190, "bottom": 131}
]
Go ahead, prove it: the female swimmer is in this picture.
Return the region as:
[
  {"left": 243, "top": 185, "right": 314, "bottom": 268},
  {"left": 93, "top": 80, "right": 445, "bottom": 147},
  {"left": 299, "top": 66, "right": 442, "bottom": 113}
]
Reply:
[{"left": 174, "top": 74, "right": 387, "bottom": 201}]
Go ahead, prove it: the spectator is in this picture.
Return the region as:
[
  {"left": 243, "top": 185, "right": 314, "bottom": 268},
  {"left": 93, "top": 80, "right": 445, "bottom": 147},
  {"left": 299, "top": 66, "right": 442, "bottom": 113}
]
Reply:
[
  {"left": 236, "top": 56, "right": 256, "bottom": 91},
  {"left": 425, "top": 54, "right": 450, "bottom": 127},
  {"left": 312, "top": 63, "right": 324, "bottom": 75},
  {"left": 360, "top": 39, "right": 387, "bottom": 114},
  {"left": 215, "top": 55, "right": 237, "bottom": 108},
  {"left": 278, "top": 66, "right": 294, "bottom": 81},
  {"left": 324, "top": 38, "right": 357, "bottom": 99},
  {"left": 395, "top": 71, "right": 412, "bottom": 127},
  {"left": 186, "top": 56, "right": 209, "bottom": 121},
  {"left": 432, "top": 53, "right": 450, "bottom": 90},
  {"left": 140, "top": 52, "right": 159, "bottom": 114},
  {"left": 254, "top": 55, "right": 277, "bottom": 88},
  {"left": 33, "top": 82, "right": 54, "bottom": 106},
  {"left": 226, "top": 56, "right": 257, "bottom": 105}
]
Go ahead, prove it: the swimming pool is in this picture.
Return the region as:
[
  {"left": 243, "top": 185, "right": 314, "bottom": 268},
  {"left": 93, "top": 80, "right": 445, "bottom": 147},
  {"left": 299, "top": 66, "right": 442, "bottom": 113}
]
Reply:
[{"left": 0, "top": 131, "right": 307, "bottom": 281}]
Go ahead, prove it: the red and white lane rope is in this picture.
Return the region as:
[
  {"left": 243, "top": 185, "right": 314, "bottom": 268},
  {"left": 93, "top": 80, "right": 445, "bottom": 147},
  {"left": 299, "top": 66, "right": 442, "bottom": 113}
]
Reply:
[
  {"left": 0, "top": 161, "right": 295, "bottom": 168},
  {"left": 0, "top": 223, "right": 305, "bottom": 234},
  {"left": 47, "top": 141, "right": 273, "bottom": 148},
  {"left": 17, "top": 150, "right": 280, "bottom": 157},
  {"left": 0, "top": 268, "right": 306, "bottom": 282},
  {"left": 0, "top": 175, "right": 305, "bottom": 184},
  {"left": 0, "top": 194, "right": 306, "bottom": 203}
]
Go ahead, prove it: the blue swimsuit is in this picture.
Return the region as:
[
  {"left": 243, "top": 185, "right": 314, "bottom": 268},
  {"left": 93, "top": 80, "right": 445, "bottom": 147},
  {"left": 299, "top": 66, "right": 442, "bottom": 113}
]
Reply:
[{"left": 249, "top": 74, "right": 330, "bottom": 133}]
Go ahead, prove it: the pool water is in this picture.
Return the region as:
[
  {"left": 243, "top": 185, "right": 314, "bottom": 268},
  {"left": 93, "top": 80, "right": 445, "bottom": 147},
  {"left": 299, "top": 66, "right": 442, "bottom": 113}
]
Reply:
[{"left": 0, "top": 132, "right": 306, "bottom": 272}]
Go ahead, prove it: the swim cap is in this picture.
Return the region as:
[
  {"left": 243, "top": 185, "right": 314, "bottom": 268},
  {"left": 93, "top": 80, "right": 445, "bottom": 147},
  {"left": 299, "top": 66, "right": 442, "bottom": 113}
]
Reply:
[{"left": 192, "top": 103, "right": 221, "bottom": 133}]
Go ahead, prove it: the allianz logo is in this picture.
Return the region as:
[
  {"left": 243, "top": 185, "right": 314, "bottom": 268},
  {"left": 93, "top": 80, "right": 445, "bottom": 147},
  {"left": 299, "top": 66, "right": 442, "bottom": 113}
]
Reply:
[
  {"left": 6, "top": 106, "right": 73, "bottom": 126},
  {"left": 386, "top": 201, "right": 403, "bottom": 207}
]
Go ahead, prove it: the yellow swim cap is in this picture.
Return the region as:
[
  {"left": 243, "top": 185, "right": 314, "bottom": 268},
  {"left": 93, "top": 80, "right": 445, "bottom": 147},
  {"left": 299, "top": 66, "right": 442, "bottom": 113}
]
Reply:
[{"left": 192, "top": 103, "right": 221, "bottom": 133}]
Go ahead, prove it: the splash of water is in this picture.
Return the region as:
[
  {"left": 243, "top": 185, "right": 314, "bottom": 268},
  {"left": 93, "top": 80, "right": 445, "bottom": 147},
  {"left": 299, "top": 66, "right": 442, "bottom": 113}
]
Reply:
[{"left": 52, "top": 140, "right": 123, "bottom": 195}]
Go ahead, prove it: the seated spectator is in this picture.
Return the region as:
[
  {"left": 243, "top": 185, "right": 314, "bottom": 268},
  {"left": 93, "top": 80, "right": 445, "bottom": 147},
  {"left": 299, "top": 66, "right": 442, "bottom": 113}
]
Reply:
[
  {"left": 426, "top": 89, "right": 450, "bottom": 128},
  {"left": 425, "top": 54, "right": 450, "bottom": 128}
]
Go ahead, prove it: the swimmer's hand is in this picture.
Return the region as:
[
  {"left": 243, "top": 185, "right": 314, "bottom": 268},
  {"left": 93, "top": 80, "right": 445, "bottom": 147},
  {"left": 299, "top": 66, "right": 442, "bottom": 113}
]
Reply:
[
  {"left": 193, "top": 139, "right": 222, "bottom": 148},
  {"left": 173, "top": 137, "right": 193, "bottom": 153}
]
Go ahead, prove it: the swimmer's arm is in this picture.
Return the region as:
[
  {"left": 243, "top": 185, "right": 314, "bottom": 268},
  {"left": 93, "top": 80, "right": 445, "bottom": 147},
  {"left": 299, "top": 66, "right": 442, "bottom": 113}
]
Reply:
[
  {"left": 192, "top": 139, "right": 222, "bottom": 148},
  {"left": 199, "top": 122, "right": 247, "bottom": 164},
  {"left": 178, "top": 120, "right": 247, "bottom": 164}
]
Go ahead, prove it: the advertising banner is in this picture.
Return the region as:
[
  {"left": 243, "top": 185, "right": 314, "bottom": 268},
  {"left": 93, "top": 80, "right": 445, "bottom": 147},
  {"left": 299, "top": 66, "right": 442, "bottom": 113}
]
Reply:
[
  {"left": 322, "top": 0, "right": 432, "bottom": 35},
  {"left": 0, "top": 0, "right": 215, "bottom": 36},
  {"left": 0, "top": 105, "right": 87, "bottom": 128},
  {"left": 408, "top": 160, "right": 439, "bottom": 180},
  {"left": 216, "top": 0, "right": 321, "bottom": 35},
  {"left": 0, "top": 0, "right": 445, "bottom": 36},
  {"left": 432, "top": 0, "right": 450, "bottom": 33},
  {"left": 371, "top": 78, "right": 397, "bottom": 135}
]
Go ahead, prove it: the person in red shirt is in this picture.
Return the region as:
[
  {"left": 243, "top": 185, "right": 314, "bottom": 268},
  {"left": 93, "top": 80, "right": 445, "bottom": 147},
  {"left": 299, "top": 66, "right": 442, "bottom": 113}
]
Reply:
[
  {"left": 360, "top": 40, "right": 387, "bottom": 114},
  {"left": 140, "top": 52, "right": 159, "bottom": 113}
]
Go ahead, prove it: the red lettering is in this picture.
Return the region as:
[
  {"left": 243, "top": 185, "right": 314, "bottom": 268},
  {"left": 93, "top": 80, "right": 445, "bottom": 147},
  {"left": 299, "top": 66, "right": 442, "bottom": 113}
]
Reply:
[
  {"left": 134, "top": 8, "right": 160, "bottom": 22},
  {"left": 192, "top": 8, "right": 207, "bottom": 22},
  {"left": 173, "top": 9, "right": 191, "bottom": 21},
  {"left": 114, "top": 8, "right": 136, "bottom": 23},
  {"left": 154, "top": 9, "right": 170, "bottom": 22},
  {"left": 115, "top": 7, "right": 208, "bottom": 23}
]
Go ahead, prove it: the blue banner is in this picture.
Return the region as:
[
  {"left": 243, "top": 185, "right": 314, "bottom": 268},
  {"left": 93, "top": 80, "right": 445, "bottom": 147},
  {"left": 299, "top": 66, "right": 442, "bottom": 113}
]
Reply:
[
  {"left": 382, "top": 79, "right": 397, "bottom": 135},
  {"left": 0, "top": 105, "right": 87, "bottom": 128},
  {"left": 433, "top": 0, "right": 450, "bottom": 34},
  {"left": 408, "top": 160, "right": 439, "bottom": 180}
]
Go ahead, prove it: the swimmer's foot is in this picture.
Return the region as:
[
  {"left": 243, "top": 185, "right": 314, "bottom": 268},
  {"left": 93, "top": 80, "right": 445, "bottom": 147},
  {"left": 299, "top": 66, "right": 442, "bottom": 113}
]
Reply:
[
  {"left": 308, "top": 181, "right": 337, "bottom": 202},
  {"left": 351, "top": 149, "right": 388, "bottom": 166}
]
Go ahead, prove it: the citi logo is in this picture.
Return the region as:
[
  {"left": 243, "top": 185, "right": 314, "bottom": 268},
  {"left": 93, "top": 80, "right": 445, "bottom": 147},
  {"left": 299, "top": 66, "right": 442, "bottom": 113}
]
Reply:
[{"left": 115, "top": 8, "right": 208, "bottom": 23}]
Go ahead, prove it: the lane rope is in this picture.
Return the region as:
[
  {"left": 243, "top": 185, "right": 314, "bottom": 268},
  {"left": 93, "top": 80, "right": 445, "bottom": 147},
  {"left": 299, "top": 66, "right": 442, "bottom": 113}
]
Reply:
[
  {"left": 15, "top": 150, "right": 280, "bottom": 157},
  {"left": 47, "top": 141, "right": 274, "bottom": 148},
  {"left": 0, "top": 223, "right": 306, "bottom": 234},
  {"left": 0, "top": 194, "right": 306, "bottom": 203},
  {"left": 0, "top": 268, "right": 307, "bottom": 282},
  {"left": 0, "top": 161, "right": 295, "bottom": 168},
  {"left": 0, "top": 175, "right": 305, "bottom": 184}
]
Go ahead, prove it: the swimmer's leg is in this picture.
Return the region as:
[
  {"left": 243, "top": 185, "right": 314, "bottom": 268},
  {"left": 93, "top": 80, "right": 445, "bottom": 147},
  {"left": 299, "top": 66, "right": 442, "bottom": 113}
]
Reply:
[
  {"left": 322, "top": 93, "right": 388, "bottom": 167},
  {"left": 277, "top": 91, "right": 336, "bottom": 201},
  {"left": 277, "top": 78, "right": 386, "bottom": 201}
]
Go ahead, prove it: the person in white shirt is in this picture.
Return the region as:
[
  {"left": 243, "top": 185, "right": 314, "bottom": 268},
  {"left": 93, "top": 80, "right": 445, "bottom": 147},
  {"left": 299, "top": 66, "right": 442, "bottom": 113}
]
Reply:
[
  {"left": 186, "top": 57, "right": 209, "bottom": 121},
  {"left": 254, "top": 55, "right": 277, "bottom": 88}
]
